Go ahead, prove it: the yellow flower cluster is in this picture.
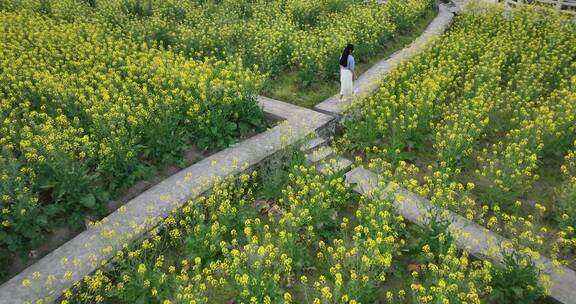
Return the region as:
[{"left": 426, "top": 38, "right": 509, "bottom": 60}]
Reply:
[
  {"left": 291, "top": 0, "right": 433, "bottom": 81},
  {"left": 306, "top": 193, "right": 403, "bottom": 303},
  {"left": 3, "top": 0, "right": 433, "bottom": 83},
  {"left": 63, "top": 166, "right": 351, "bottom": 303},
  {"left": 53, "top": 158, "right": 550, "bottom": 303},
  {"left": 0, "top": 5, "right": 264, "bottom": 270},
  {"left": 411, "top": 246, "right": 492, "bottom": 304},
  {"left": 1, "top": 0, "right": 433, "bottom": 275},
  {"left": 340, "top": 0, "right": 576, "bottom": 286},
  {"left": 554, "top": 141, "right": 576, "bottom": 263}
]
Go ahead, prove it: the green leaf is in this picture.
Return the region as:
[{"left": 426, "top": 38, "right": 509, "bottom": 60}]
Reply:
[
  {"left": 239, "top": 122, "right": 250, "bottom": 136},
  {"left": 512, "top": 286, "right": 524, "bottom": 298},
  {"left": 226, "top": 122, "right": 237, "bottom": 132},
  {"left": 35, "top": 215, "right": 48, "bottom": 226},
  {"left": 97, "top": 191, "right": 111, "bottom": 202},
  {"left": 80, "top": 194, "right": 97, "bottom": 209}
]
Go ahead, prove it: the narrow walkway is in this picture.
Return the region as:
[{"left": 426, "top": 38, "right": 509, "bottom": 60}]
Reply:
[
  {"left": 9, "top": 3, "right": 573, "bottom": 304},
  {"left": 314, "top": 3, "right": 456, "bottom": 116}
]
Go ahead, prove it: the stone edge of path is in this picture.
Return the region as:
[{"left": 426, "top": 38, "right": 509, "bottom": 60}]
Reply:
[
  {"left": 0, "top": 97, "right": 333, "bottom": 304},
  {"left": 344, "top": 167, "right": 576, "bottom": 304},
  {"left": 313, "top": 3, "right": 456, "bottom": 116}
]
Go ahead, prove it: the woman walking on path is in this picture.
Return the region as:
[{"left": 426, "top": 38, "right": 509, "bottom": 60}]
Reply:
[{"left": 339, "top": 43, "right": 357, "bottom": 99}]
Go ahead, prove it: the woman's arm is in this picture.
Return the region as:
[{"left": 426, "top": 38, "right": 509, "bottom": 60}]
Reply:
[{"left": 349, "top": 56, "right": 357, "bottom": 80}]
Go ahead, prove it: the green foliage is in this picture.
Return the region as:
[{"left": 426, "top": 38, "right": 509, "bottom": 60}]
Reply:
[
  {"left": 181, "top": 176, "right": 257, "bottom": 263},
  {"left": 122, "top": 0, "right": 153, "bottom": 17},
  {"left": 256, "top": 144, "right": 306, "bottom": 201},
  {"left": 110, "top": 256, "right": 178, "bottom": 302},
  {"left": 35, "top": 151, "right": 109, "bottom": 228},
  {"left": 196, "top": 97, "right": 266, "bottom": 151},
  {"left": 38, "top": 0, "right": 51, "bottom": 15},
  {"left": 81, "top": 0, "right": 97, "bottom": 8},
  {"left": 557, "top": 181, "right": 576, "bottom": 227},
  {"left": 279, "top": 166, "right": 351, "bottom": 239},
  {"left": 412, "top": 213, "right": 454, "bottom": 263},
  {"left": 0, "top": 8, "right": 265, "bottom": 271},
  {"left": 0, "top": 153, "right": 46, "bottom": 279},
  {"left": 489, "top": 252, "right": 546, "bottom": 304}
]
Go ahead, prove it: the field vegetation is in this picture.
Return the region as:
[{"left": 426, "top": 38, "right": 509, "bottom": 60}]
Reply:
[
  {"left": 3, "top": 1, "right": 573, "bottom": 304},
  {"left": 59, "top": 157, "right": 547, "bottom": 304},
  {"left": 337, "top": 2, "right": 576, "bottom": 274},
  {"left": 0, "top": 0, "right": 436, "bottom": 276},
  {"left": 1, "top": 0, "right": 435, "bottom": 106}
]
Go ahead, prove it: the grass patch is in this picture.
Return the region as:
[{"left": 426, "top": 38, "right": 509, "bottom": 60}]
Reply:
[{"left": 262, "top": 7, "right": 439, "bottom": 108}]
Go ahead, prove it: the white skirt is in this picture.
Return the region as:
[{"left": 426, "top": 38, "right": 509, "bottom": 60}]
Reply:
[{"left": 340, "top": 67, "right": 353, "bottom": 96}]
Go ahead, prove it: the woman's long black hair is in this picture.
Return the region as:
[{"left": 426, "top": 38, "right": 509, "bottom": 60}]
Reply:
[{"left": 339, "top": 43, "right": 354, "bottom": 67}]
